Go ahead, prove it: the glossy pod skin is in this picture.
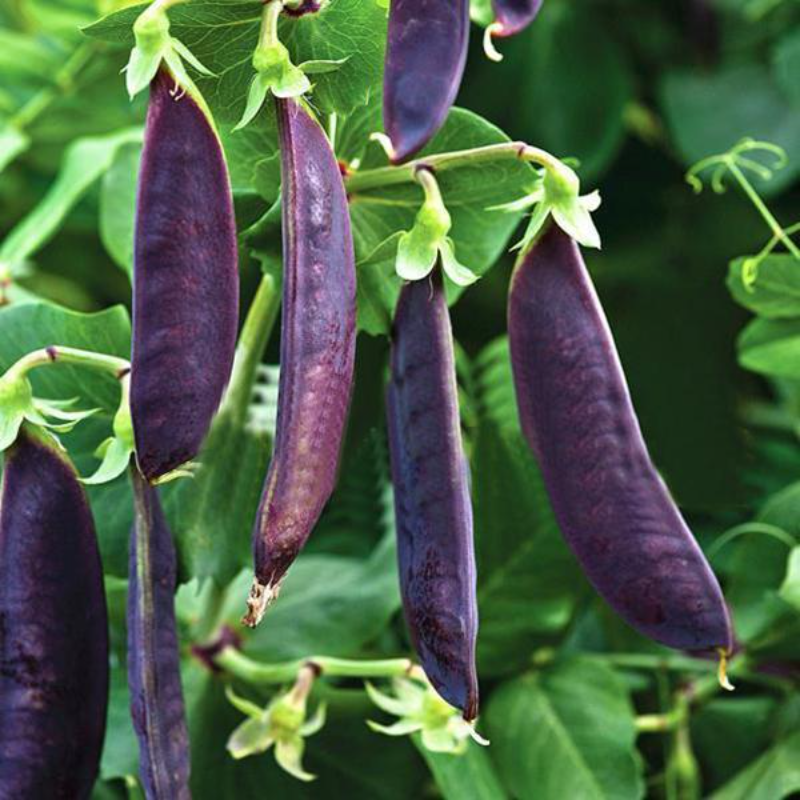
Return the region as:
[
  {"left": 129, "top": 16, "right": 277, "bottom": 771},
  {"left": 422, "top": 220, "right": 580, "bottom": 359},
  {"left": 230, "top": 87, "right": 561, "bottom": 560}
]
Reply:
[
  {"left": 128, "top": 470, "right": 191, "bottom": 799},
  {"left": 507, "top": 225, "right": 733, "bottom": 653},
  {"left": 244, "top": 98, "right": 356, "bottom": 626},
  {"left": 386, "top": 271, "right": 479, "bottom": 720},
  {"left": 491, "top": 0, "right": 543, "bottom": 36},
  {"left": 383, "top": 0, "right": 469, "bottom": 163},
  {"left": 0, "top": 428, "right": 108, "bottom": 798},
  {"left": 131, "top": 68, "right": 239, "bottom": 482}
]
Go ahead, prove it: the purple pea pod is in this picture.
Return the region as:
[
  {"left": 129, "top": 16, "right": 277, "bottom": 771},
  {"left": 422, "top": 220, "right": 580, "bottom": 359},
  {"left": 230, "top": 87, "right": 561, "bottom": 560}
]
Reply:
[
  {"left": 244, "top": 98, "right": 356, "bottom": 627},
  {"left": 386, "top": 270, "right": 479, "bottom": 720},
  {"left": 507, "top": 224, "right": 733, "bottom": 654},
  {"left": 131, "top": 68, "right": 239, "bottom": 482},
  {"left": 491, "top": 0, "right": 544, "bottom": 37},
  {"left": 128, "top": 470, "right": 191, "bottom": 799},
  {"left": 0, "top": 427, "right": 108, "bottom": 798},
  {"left": 383, "top": 0, "right": 470, "bottom": 163}
]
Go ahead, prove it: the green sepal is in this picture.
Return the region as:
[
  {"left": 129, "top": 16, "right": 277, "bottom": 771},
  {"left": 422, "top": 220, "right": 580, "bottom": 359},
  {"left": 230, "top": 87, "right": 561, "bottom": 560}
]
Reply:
[
  {"left": 396, "top": 227, "right": 439, "bottom": 282},
  {"left": 299, "top": 57, "right": 349, "bottom": 75},
  {"left": 235, "top": 44, "right": 311, "bottom": 131},
  {"left": 124, "top": 6, "right": 213, "bottom": 100}
]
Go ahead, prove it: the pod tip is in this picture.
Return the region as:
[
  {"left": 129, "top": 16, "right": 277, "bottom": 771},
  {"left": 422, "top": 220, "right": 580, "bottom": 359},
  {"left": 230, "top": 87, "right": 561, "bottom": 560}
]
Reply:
[
  {"left": 717, "top": 648, "right": 735, "bottom": 692},
  {"left": 241, "top": 577, "right": 280, "bottom": 628}
]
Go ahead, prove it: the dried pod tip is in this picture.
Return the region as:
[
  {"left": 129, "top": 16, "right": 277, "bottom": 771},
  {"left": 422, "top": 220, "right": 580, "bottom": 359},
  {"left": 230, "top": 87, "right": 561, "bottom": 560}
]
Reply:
[
  {"left": 241, "top": 577, "right": 281, "bottom": 628},
  {"left": 717, "top": 648, "right": 735, "bottom": 692}
]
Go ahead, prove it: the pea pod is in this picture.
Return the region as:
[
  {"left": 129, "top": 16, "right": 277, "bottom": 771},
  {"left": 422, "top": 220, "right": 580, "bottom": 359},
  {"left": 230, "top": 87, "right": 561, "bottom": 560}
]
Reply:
[
  {"left": 131, "top": 68, "right": 239, "bottom": 482},
  {"left": 0, "top": 427, "right": 108, "bottom": 798},
  {"left": 386, "top": 270, "right": 479, "bottom": 721},
  {"left": 490, "top": 0, "right": 543, "bottom": 36},
  {"left": 507, "top": 224, "right": 733, "bottom": 653},
  {"left": 383, "top": 0, "right": 470, "bottom": 163},
  {"left": 244, "top": 98, "right": 356, "bottom": 627},
  {"left": 128, "top": 470, "right": 191, "bottom": 799}
]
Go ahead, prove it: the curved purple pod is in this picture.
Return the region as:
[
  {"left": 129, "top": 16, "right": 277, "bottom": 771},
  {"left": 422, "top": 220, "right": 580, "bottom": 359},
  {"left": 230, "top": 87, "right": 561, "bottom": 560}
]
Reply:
[
  {"left": 491, "top": 0, "right": 543, "bottom": 37},
  {"left": 383, "top": 0, "right": 470, "bottom": 163},
  {"left": 0, "top": 428, "right": 108, "bottom": 798},
  {"left": 507, "top": 225, "right": 733, "bottom": 653},
  {"left": 131, "top": 68, "right": 239, "bottom": 482},
  {"left": 128, "top": 470, "right": 191, "bottom": 799},
  {"left": 244, "top": 98, "right": 356, "bottom": 627},
  {"left": 386, "top": 271, "right": 479, "bottom": 720}
]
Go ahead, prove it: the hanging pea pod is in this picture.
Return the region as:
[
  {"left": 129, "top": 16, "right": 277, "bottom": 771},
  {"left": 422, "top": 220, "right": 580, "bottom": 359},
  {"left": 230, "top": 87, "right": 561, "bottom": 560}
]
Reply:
[
  {"left": 386, "top": 270, "right": 479, "bottom": 721},
  {"left": 0, "top": 427, "right": 108, "bottom": 798},
  {"left": 507, "top": 224, "right": 733, "bottom": 656},
  {"left": 383, "top": 0, "right": 470, "bottom": 163},
  {"left": 128, "top": 470, "right": 191, "bottom": 799},
  {"left": 244, "top": 98, "right": 356, "bottom": 627},
  {"left": 131, "top": 68, "right": 239, "bottom": 482}
]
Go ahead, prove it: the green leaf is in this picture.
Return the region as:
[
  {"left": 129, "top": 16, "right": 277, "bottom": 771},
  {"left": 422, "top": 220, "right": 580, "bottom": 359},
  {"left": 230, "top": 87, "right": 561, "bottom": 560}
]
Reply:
[
  {"left": 661, "top": 63, "right": 800, "bottom": 194},
  {"left": 100, "top": 140, "right": 141, "bottom": 277},
  {"left": 710, "top": 732, "right": 800, "bottom": 800},
  {"left": 100, "top": 665, "right": 139, "bottom": 781},
  {"left": 728, "top": 255, "right": 800, "bottom": 318},
  {"left": 471, "top": 338, "right": 585, "bottom": 676},
  {"left": 0, "top": 128, "right": 143, "bottom": 269},
  {"left": 416, "top": 739, "right": 509, "bottom": 800},
  {"left": 772, "top": 28, "right": 800, "bottom": 108},
  {"left": 737, "top": 318, "right": 800, "bottom": 379},
  {"left": 779, "top": 546, "right": 800, "bottom": 611},
  {"left": 485, "top": 658, "right": 644, "bottom": 800},
  {"left": 515, "top": 2, "right": 632, "bottom": 182},
  {"left": 355, "top": 234, "right": 403, "bottom": 336}
]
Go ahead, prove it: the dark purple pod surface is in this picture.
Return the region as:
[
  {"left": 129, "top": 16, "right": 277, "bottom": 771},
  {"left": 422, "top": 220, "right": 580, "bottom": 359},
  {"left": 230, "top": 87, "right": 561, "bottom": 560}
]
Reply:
[
  {"left": 491, "top": 0, "right": 543, "bottom": 36},
  {"left": 0, "top": 428, "right": 108, "bottom": 799},
  {"left": 128, "top": 470, "right": 191, "bottom": 799},
  {"left": 386, "top": 271, "right": 479, "bottom": 720},
  {"left": 507, "top": 225, "right": 733, "bottom": 653},
  {"left": 383, "top": 0, "right": 469, "bottom": 163},
  {"left": 131, "top": 68, "right": 239, "bottom": 482},
  {"left": 245, "top": 98, "right": 356, "bottom": 626}
]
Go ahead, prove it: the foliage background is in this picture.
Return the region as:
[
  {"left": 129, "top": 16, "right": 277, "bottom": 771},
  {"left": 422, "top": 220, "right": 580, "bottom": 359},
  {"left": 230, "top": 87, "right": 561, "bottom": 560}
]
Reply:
[{"left": 1, "top": 0, "right": 799, "bottom": 797}]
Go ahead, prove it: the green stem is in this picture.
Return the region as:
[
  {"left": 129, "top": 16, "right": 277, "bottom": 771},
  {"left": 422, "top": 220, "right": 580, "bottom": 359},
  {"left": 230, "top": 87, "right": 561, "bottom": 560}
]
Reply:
[
  {"left": 728, "top": 161, "right": 800, "bottom": 259},
  {"left": 259, "top": 0, "right": 284, "bottom": 50},
  {"left": 345, "top": 141, "right": 557, "bottom": 194},
  {"left": 216, "top": 647, "right": 414, "bottom": 685},
  {"left": 219, "top": 273, "right": 281, "bottom": 425},
  {"left": 10, "top": 42, "right": 96, "bottom": 131},
  {"left": 5, "top": 345, "right": 129, "bottom": 382}
]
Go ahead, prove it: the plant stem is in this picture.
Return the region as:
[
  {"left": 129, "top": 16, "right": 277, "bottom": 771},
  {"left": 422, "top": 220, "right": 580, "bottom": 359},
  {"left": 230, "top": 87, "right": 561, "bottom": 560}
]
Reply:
[
  {"left": 10, "top": 42, "right": 96, "bottom": 131},
  {"left": 345, "top": 141, "right": 555, "bottom": 193},
  {"left": 215, "top": 646, "right": 414, "bottom": 685},
  {"left": 5, "top": 346, "right": 130, "bottom": 382},
  {"left": 259, "top": 0, "right": 284, "bottom": 50},
  {"left": 728, "top": 161, "right": 800, "bottom": 259},
  {"left": 220, "top": 273, "right": 281, "bottom": 426}
]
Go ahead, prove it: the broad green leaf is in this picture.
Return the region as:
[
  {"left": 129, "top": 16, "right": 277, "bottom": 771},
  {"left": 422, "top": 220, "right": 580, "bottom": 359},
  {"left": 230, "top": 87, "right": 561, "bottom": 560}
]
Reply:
[
  {"left": 0, "top": 128, "right": 143, "bottom": 269},
  {"left": 347, "top": 107, "right": 534, "bottom": 277},
  {"left": 516, "top": 1, "right": 632, "bottom": 182},
  {"left": 219, "top": 533, "right": 400, "bottom": 661},
  {"left": 416, "top": 739, "right": 508, "bottom": 800},
  {"left": 728, "top": 256, "right": 800, "bottom": 318},
  {"left": 661, "top": 63, "right": 800, "bottom": 194},
  {"left": 84, "top": 0, "right": 386, "bottom": 121},
  {"left": 99, "top": 140, "right": 141, "bottom": 277},
  {"left": 100, "top": 666, "right": 139, "bottom": 780},
  {"left": 355, "top": 234, "right": 403, "bottom": 336},
  {"left": 486, "top": 658, "right": 644, "bottom": 800},
  {"left": 471, "top": 338, "right": 585, "bottom": 676},
  {"left": 737, "top": 318, "right": 800, "bottom": 379},
  {"left": 710, "top": 731, "right": 800, "bottom": 800},
  {"left": 779, "top": 546, "right": 800, "bottom": 611}
]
